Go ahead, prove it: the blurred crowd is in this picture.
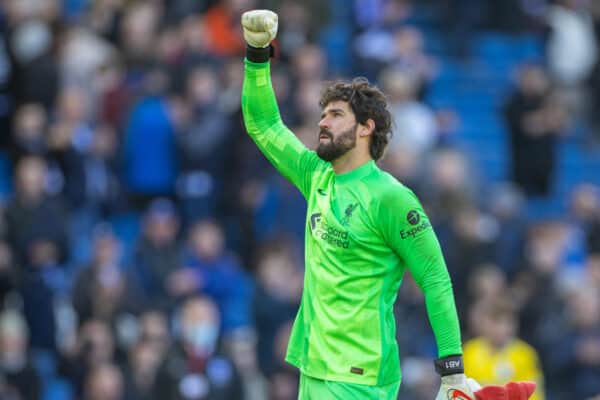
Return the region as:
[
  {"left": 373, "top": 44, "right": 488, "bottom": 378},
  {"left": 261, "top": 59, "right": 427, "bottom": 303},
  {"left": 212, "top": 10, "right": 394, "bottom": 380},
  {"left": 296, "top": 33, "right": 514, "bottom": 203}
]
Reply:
[{"left": 0, "top": 0, "right": 600, "bottom": 399}]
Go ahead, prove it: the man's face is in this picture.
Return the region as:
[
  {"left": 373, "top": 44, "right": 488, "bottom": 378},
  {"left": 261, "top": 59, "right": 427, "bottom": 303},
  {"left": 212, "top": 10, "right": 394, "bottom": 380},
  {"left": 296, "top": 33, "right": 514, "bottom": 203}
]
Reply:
[{"left": 317, "top": 100, "right": 358, "bottom": 161}]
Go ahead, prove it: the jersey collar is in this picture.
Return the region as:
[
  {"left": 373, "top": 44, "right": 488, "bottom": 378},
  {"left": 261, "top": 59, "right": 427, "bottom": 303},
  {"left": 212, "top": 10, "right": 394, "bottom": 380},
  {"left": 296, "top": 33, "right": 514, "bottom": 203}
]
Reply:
[{"left": 334, "top": 160, "right": 376, "bottom": 185}]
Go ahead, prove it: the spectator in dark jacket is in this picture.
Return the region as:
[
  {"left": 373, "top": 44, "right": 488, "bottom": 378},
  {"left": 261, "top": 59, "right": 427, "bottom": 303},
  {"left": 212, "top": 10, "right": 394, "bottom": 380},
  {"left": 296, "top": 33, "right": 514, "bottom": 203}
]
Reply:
[
  {"left": 538, "top": 287, "right": 600, "bottom": 399},
  {"left": 60, "top": 319, "right": 118, "bottom": 398},
  {"left": 72, "top": 224, "right": 141, "bottom": 325},
  {"left": 0, "top": 241, "right": 17, "bottom": 308},
  {"left": 8, "top": 19, "right": 59, "bottom": 110},
  {"left": 132, "top": 198, "right": 183, "bottom": 311},
  {"left": 20, "top": 238, "right": 65, "bottom": 350},
  {"left": 0, "top": 309, "right": 41, "bottom": 400},
  {"left": 176, "top": 65, "right": 231, "bottom": 222},
  {"left": 83, "top": 362, "right": 125, "bottom": 400},
  {"left": 4, "top": 155, "right": 68, "bottom": 266},
  {"left": 503, "top": 65, "right": 566, "bottom": 196},
  {"left": 9, "top": 103, "right": 48, "bottom": 164},
  {"left": 153, "top": 296, "right": 244, "bottom": 400},
  {"left": 252, "top": 242, "right": 302, "bottom": 376}
]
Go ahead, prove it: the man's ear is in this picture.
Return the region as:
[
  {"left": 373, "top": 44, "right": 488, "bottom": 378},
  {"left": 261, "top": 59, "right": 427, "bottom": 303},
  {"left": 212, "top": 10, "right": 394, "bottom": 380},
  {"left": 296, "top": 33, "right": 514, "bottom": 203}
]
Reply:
[{"left": 359, "top": 119, "right": 375, "bottom": 137}]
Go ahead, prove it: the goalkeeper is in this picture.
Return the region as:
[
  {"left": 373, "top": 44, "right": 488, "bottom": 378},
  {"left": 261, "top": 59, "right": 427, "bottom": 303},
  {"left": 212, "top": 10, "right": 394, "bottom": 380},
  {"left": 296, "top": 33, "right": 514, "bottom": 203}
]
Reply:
[{"left": 241, "top": 10, "right": 478, "bottom": 400}]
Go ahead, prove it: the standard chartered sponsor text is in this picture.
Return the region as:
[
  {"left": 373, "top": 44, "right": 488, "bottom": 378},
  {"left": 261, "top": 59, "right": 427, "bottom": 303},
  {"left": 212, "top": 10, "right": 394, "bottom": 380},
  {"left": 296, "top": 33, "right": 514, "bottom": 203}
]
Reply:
[{"left": 314, "top": 220, "right": 350, "bottom": 248}]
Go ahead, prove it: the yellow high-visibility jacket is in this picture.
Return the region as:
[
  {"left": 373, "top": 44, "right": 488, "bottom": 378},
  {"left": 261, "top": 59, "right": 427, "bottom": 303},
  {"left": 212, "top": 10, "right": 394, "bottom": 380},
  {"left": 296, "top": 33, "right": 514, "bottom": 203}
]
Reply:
[{"left": 464, "top": 337, "right": 545, "bottom": 400}]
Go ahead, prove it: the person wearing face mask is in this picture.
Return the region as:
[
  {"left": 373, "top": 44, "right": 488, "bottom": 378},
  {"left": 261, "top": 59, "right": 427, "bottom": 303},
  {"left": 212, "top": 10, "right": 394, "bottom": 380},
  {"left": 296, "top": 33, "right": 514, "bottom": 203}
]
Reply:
[
  {"left": 152, "top": 296, "right": 244, "bottom": 400},
  {"left": 0, "top": 309, "right": 41, "bottom": 400}
]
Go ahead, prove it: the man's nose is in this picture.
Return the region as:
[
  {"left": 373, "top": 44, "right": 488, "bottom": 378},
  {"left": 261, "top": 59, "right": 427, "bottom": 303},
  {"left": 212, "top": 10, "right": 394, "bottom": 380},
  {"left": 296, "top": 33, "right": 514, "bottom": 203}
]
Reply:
[{"left": 319, "top": 117, "right": 329, "bottom": 130}]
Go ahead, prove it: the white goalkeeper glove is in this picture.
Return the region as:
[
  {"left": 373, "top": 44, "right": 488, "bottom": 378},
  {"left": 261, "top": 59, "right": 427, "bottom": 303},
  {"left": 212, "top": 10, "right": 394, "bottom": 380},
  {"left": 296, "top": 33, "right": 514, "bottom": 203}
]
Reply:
[
  {"left": 436, "top": 373, "right": 481, "bottom": 400},
  {"left": 241, "top": 9, "right": 278, "bottom": 48}
]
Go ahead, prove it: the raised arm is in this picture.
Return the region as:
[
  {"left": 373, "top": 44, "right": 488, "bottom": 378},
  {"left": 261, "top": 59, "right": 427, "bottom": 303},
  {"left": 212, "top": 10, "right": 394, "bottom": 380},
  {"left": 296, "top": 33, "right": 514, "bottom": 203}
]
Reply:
[{"left": 241, "top": 10, "right": 322, "bottom": 198}]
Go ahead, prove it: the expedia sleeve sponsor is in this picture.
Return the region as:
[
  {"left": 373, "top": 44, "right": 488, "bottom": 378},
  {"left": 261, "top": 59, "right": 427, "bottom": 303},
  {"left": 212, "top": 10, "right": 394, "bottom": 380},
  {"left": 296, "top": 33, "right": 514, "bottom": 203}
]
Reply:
[{"left": 399, "top": 219, "right": 431, "bottom": 240}]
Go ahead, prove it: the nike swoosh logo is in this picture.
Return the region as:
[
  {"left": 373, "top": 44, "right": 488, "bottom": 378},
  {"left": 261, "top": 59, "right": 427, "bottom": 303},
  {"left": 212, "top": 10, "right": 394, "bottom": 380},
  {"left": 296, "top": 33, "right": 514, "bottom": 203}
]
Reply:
[{"left": 317, "top": 189, "right": 327, "bottom": 196}]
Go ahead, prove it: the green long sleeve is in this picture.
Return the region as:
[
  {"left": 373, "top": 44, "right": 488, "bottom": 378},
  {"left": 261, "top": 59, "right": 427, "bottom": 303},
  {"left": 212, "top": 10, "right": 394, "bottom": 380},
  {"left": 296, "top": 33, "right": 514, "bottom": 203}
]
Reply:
[
  {"left": 377, "top": 187, "right": 463, "bottom": 358},
  {"left": 241, "top": 59, "right": 323, "bottom": 198}
]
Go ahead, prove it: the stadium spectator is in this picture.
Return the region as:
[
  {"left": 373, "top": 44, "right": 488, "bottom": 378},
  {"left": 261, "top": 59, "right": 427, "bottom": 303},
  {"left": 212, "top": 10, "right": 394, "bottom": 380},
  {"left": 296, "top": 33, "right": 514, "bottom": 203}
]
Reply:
[
  {"left": 85, "top": 0, "right": 123, "bottom": 42},
  {"left": 20, "top": 236, "right": 64, "bottom": 350},
  {"left": 380, "top": 67, "right": 438, "bottom": 157},
  {"left": 4, "top": 156, "right": 68, "bottom": 266},
  {"left": 512, "top": 222, "right": 567, "bottom": 347},
  {"left": 10, "top": 103, "right": 48, "bottom": 163},
  {"left": 504, "top": 64, "right": 566, "bottom": 196},
  {"left": 60, "top": 25, "right": 116, "bottom": 91},
  {"left": 267, "top": 321, "right": 298, "bottom": 400},
  {"left": 225, "top": 328, "right": 269, "bottom": 400},
  {"left": 119, "top": 2, "right": 162, "bottom": 70},
  {"left": 176, "top": 64, "right": 232, "bottom": 222},
  {"left": 132, "top": 198, "right": 183, "bottom": 311},
  {"left": 152, "top": 295, "right": 244, "bottom": 400},
  {"left": 394, "top": 274, "right": 437, "bottom": 359},
  {"left": 136, "top": 309, "right": 171, "bottom": 358},
  {"left": 48, "top": 86, "right": 96, "bottom": 207},
  {"left": 0, "top": 309, "right": 41, "bottom": 400},
  {"left": 83, "top": 362, "right": 124, "bottom": 400},
  {"left": 420, "top": 148, "right": 477, "bottom": 222},
  {"left": 275, "top": 1, "right": 312, "bottom": 62},
  {"left": 7, "top": 18, "right": 59, "bottom": 110},
  {"left": 59, "top": 319, "right": 117, "bottom": 397},
  {"left": 587, "top": 253, "right": 600, "bottom": 288},
  {"left": 464, "top": 298, "right": 545, "bottom": 400},
  {"left": 464, "top": 264, "right": 508, "bottom": 324},
  {"left": 291, "top": 44, "right": 327, "bottom": 85},
  {"left": 123, "top": 339, "right": 163, "bottom": 400},
  {"left": 588, "top": 212, "right": 600, "bottom": 253},
  {"left": 96, "top": 58, "right": 132, "bottom": 130},
  {"left": 253, "top": 242, "right": 302, "bottom": 375},
  {"left": 389, "top": 26, "right": 436, "bottom": 98},
  {"left": 352, "top": 0, "right": 412, "bottom": 79},
  {"left": 202, "top": 0, "right": 254, "bottom": 57},
  {"left": 486, "top": 183, "right": 527, "bottom": 277},
  {"left": 569, "top": 183, "right": 600, "bottom": 235},
  {"left": 122, "top": 67, "right": 179, "bottom": 206},
  {"left": 546, "top": 0, "right": 598, "bottom": 118},
  {"left": 53, "top": 119, "right": 123, "bottom": 265},
  {"left": 169, "top": 219, "right": 252, "bottom": 333},
  {"left": 0, "top": 241, "right": 16, "bottom": 307},
  {"left": 539, "top": 285, "right": 600, "bottom": 399},
  {"left": 72, "top": 224, "right": 141, "bottom": 325}
]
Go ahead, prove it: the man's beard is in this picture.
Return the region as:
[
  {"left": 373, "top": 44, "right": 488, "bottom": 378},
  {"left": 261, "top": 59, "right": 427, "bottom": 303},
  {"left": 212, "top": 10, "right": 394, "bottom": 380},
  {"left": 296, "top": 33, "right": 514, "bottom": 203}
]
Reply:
[{"left": 316, "top": 124, "right": 358, "bottom": 162}]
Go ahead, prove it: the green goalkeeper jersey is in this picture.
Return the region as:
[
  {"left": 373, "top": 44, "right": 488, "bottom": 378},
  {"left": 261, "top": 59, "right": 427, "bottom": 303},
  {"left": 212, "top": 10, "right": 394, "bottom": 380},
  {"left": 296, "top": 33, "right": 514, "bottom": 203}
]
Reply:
[{"left": 242, "top": 59, "right": 462, "bottom": 386}]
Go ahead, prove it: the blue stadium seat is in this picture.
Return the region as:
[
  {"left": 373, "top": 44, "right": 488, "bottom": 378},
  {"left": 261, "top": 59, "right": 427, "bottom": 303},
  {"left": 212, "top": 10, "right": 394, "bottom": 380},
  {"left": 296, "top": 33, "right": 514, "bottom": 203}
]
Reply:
[
  {"left": 43, "top": 379, "right": 74, "bottom": 400},
  {"left": 513, "top": 34, "right": 545, "bottom": 63},
  {"left": 108, "top": 212, "right": 141, "bottom": 267},
  {"left": 0, "top": 150, "right": 13, "bottom": 198}
]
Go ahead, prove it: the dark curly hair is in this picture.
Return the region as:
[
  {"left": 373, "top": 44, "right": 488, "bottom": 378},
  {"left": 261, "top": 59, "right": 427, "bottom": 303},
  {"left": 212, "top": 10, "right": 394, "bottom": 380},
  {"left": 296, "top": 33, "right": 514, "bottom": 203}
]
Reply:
[{"left": 319, "top": 77, "right": 392, "bottom": 161}]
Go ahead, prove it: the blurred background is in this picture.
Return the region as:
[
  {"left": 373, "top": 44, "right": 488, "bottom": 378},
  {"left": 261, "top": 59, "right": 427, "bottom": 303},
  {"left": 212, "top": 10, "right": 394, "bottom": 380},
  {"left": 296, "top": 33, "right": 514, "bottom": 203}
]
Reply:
[{"left": 0, "top": 0, "right": 599, "bottom": 399}]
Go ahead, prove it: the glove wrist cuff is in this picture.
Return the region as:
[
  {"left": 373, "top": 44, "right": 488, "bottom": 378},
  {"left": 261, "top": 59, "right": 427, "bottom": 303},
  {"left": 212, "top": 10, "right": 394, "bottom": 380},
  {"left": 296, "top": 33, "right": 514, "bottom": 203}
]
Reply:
[
  {"left": 246, "top": 44, "right": 274, "bottom": 63},
  {"left": 434, "top": 355, "right": 464, "bottom": 376}
]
